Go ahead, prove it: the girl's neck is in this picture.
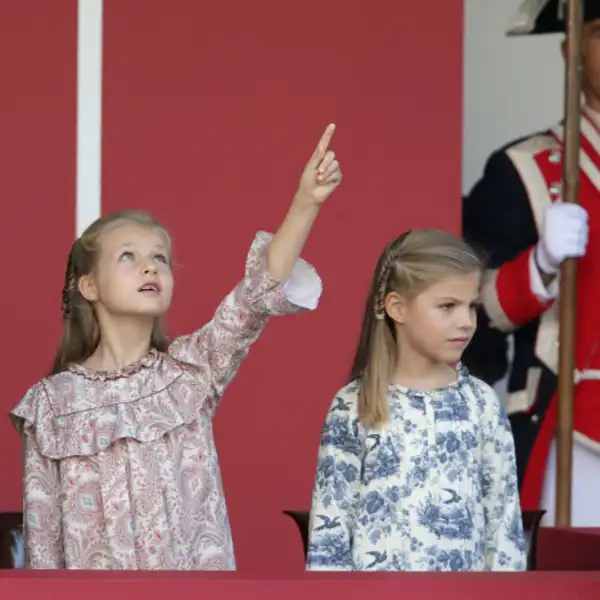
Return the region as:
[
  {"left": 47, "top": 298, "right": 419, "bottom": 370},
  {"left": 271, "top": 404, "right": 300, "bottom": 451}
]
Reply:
[
  {"left": 390, "top": 353, "right": 457, "bottom": 392},
  {"left": 83, "top": 315, "right": 155, "bottom": 372}
]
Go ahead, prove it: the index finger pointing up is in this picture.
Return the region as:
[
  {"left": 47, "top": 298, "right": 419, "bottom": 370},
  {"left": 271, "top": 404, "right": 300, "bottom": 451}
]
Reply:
[{"left": 310, "top": 123, "right": 336, "bottom": 166}]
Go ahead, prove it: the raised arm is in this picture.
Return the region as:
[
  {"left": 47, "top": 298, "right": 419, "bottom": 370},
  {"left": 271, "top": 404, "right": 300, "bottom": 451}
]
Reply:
[
  {"left": 267, "top": 123, "right": 341, "bottom": 283},
  {"left": 168, "top": 124, "right": 342, "bottom": 410}
]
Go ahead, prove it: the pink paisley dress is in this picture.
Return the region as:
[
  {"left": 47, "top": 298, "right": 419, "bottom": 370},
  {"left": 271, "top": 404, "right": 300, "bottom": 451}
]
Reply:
[{"left": 10, "top": 231, "right": 322, "bottom": 570}]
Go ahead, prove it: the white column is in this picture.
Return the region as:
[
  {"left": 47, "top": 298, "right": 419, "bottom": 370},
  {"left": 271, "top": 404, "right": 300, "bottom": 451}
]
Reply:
[
  {"left": 462, "top": 0, "right": 563, "bottom": 194},
  {"left": 76, "top": 0, "right": 103, "bottom": 237}
]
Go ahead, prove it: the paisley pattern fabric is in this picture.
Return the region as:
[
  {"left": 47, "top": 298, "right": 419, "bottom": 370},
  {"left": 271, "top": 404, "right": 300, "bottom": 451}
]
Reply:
[
  {"left": 11, "top": 231, "right": 322, "bottom": 570},
  {"left": 307, "top": 368, "right": 527, "bottom": 571}
]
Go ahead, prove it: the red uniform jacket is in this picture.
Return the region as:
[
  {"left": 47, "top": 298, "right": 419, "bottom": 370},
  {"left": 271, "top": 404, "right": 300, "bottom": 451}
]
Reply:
[{"left": 462, "top": 110, "right": 600, "bottom": 510}]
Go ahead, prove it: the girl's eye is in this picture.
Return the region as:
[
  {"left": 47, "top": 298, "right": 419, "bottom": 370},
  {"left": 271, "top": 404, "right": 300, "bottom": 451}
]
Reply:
[
  {"left": 154, "top": 254, "right": 169, "bottom": 264},
  {"left": 120, "top": 251, "right": 134, "bottom": 261},
  {"left": 440, "top": 303, "right": 454, "bottom": 311}
]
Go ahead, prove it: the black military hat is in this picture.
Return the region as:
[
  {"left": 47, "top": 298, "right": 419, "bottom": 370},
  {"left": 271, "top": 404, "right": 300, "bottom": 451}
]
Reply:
[{"left": 507, "top": 0, "right": 600, "bottom": 35}]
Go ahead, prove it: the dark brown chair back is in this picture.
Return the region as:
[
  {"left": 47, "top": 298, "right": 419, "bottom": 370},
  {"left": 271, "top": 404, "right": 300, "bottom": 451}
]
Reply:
[
  {"left": 522, "top": 509, "right": 545, "bottom": 571},
  {"left": 283, "top": 510, "right": 310, "bottom": 558},
  {"left": 0, "top": 513, "right": 23, "bottom": 569}
]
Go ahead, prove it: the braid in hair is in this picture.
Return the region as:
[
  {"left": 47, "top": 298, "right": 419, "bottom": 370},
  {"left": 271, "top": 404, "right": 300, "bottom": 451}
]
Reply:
[
  {"left": 61, "top": 243, "right": 78, "bottom": 320},
  {"left": 350, "top": 228, "right": 482, "bottom": 428},
  {"left": 373, "top": 231, "right": 412, "bottom": 320},
  {"left": 51, "top": 209, "right": 176, "bottom": 375}
]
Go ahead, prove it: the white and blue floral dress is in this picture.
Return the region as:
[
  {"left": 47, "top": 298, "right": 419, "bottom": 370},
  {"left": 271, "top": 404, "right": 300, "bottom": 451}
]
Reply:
[{"left": 307, "top": 367, "right": 526, "bottom": 571}]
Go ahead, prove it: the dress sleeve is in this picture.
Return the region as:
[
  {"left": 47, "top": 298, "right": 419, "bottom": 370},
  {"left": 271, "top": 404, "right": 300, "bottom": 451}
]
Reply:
[
  {"left": 476, "top": 379, "right": 527, "bottom": 571},
  {"left": 22, "top": 432, "right": 64, "bottom": 568},
  {"left": 168, "top": 230, "right": 322, "bottom": 406},
  {"left": 307, "top": 390, "right": 362, "bottom": 571}
]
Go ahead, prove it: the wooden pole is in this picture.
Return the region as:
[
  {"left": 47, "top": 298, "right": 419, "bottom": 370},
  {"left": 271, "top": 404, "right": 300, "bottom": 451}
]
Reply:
[{"left": 556, "top": 0, "right": 583, "bottom": 527}]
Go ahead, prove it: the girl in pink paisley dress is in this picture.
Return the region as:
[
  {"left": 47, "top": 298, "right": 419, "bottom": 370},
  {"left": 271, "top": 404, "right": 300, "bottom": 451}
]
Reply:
[{"left": 10, "top": 125, "right": 342, "bottom": 570}]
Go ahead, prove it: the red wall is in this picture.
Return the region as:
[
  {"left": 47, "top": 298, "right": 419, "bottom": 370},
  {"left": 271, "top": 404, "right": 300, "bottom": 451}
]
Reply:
[
  {"left": 0, "top": 0, "right": 464, "bottom": 575},
  {"left": 0, "top": 0, "right": 77, "bottom": 506}
]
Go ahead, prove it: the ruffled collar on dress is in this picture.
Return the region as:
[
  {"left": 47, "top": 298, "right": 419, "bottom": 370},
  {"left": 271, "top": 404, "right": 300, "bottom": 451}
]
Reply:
[{"left": 67, "top": 348, "right": 161, "bottom": 381}]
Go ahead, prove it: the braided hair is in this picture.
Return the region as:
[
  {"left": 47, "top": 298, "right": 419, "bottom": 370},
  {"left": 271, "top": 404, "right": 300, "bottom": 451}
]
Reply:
[
  {"left": 50, "top": 210, "right": 172, "bottom": 375},
  {"left": 372, "top": 231, "right": 412, "bottom": 321},
  {"left": 61, "top": 244, "right": 79, "bottom": 321},
  {"left": 348, "top": 229, "right": 482, "bottom": 429}
]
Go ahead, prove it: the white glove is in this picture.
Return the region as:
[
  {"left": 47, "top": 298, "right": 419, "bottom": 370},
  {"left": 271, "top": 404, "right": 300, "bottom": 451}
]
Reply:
[{"left": 535, "top": 201, "right": 589, "bottom": 275}]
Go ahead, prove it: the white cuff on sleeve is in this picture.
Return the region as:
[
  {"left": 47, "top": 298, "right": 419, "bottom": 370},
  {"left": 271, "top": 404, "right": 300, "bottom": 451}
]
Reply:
[
  {"left": 529, "top": 251, "right": 558, "bottom": 302},
  {"left": 283, "top": 259, "right": 323, "bottom": 310}
]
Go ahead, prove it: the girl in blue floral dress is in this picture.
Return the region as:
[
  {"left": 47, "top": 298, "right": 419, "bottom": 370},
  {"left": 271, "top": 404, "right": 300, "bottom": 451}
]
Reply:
[{"left": 307, "top": 230, "right": 526, "bottom": 571}]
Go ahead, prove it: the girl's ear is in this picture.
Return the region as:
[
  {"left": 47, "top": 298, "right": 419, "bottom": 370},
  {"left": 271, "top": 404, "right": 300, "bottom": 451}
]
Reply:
[
  {"left": 385, "top": 291, "right": 408, "bottom": 324},
  {"left": 78, "top": 274, "right": 99, "bottom": 302}
]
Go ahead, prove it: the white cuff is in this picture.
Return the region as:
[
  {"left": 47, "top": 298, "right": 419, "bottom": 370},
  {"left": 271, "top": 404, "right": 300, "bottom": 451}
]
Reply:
[
  {"left": 283, "top": 259, "right": 323, "bottom": 310},
  {"left": 529, "top": 252, "right": 558, "bottom": 302}
]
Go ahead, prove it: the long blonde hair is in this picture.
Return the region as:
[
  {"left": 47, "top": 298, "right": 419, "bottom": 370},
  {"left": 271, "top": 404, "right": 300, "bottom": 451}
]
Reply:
[
  {"left": 349, "top": 229, "right": 483, "bottom": 429},
  {"left": 51, "top": 210, "right": 172, "bottom": 375}
]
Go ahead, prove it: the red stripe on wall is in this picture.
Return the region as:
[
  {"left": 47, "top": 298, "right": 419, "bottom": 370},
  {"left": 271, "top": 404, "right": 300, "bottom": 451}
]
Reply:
[
  {"left": 103, "top": 0, "right": 463, "bottom": 574},
  {"left": 0, "top": 0, "right": 77, "bottom": 510}
]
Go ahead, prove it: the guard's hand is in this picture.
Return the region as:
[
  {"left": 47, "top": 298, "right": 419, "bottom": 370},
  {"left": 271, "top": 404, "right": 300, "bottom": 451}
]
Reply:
[{"left": 536, "top": 201, "right": 589, "bottom": 274}]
